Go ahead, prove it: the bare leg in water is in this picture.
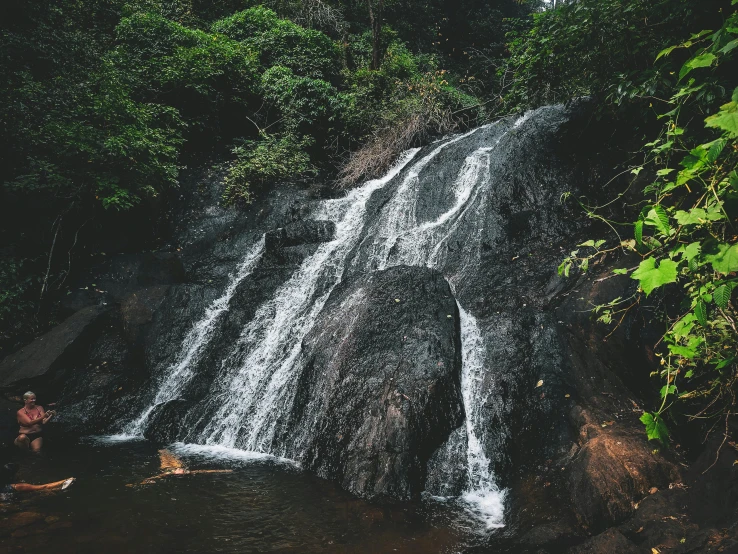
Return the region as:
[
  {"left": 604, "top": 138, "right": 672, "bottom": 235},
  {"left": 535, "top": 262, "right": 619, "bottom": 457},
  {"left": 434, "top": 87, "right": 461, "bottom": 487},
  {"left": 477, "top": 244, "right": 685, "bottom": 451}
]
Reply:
[{"left": 11, "top": 478, "right": 75, "bottom": 492}]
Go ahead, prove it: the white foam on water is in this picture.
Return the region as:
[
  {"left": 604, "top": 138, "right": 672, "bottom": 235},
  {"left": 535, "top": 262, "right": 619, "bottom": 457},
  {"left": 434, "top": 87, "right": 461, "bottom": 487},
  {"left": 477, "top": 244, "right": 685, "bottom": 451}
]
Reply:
[
  {"left": 168, "top": 442, "right": 297, "bottom": 467},
  {"left": 82, "top": 433, "right": 144, "bottom": 445},
  {"left": 125, "top": 236, "right": 266, "bottom": 435}
]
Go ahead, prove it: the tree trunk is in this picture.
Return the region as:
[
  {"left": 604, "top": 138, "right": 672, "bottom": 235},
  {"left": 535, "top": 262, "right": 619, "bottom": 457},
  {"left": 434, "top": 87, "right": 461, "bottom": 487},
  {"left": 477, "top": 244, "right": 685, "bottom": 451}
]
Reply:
[{"left": 367, "top": 0, "right": 384, "bottom": 70}]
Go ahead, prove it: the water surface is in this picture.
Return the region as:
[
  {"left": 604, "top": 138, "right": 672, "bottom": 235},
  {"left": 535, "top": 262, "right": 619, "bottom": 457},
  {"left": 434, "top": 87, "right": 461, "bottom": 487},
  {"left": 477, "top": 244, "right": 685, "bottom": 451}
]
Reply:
[{"left": 1, "top": 437, "right": 494, "bottom": 553}]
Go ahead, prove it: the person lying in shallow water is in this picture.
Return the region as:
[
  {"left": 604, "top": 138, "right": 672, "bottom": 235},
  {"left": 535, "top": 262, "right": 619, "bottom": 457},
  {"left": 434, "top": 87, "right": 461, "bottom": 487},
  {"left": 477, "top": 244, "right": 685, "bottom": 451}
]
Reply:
[
  {"left": 1, "top": 462, "right": 74, "bottom": 499},
  {"left": 129, "top": 449, "right": 233, "bottom": 486}
]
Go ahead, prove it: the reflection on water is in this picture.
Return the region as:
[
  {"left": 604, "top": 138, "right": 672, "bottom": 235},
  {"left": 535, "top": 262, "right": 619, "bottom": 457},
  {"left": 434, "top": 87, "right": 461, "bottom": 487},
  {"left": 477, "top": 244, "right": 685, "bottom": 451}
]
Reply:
[{"left": 0, "top": 437, "right": 498, "bottom": 553}]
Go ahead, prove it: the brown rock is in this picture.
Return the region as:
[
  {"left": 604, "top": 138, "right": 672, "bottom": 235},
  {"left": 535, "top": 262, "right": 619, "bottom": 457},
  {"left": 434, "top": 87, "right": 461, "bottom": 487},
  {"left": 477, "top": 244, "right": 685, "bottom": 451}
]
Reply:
[
  {"left": 569, "top": 432, "right": 679, "bottom": 530},
  {"left": 569, "top": 528, "right": 639, "bottom": 553}
]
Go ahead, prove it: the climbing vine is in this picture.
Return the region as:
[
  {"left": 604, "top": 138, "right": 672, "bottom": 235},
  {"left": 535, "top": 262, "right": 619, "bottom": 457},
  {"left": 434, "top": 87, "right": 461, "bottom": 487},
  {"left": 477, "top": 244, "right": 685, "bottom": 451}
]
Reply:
[{"left": 559, "top": 6, "right": 738, "bottom": 445}]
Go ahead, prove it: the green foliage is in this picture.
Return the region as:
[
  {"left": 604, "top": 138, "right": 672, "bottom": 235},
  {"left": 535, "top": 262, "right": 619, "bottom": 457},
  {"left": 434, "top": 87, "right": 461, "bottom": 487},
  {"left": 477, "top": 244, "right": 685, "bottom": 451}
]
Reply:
[
  {"left": 556, "top": 3, "right": 738, "bottom": 444},
  {"left": 640, "top": 412, "right": 670, "bottom": 444},
  {"left": 212, "top": 7, "right": 342, "bottom": 80},
  {"left": 223, "top": 133, "right": 315, "bottom": 205},
  {"left": 261, "top": 66, "right": 346, "bottom": 139},
  {"left": 501, "top": 0, "right": 724, "bottom": 111},
  {"left": 1, "top": 0, "right": 492, "bottom": 348}
]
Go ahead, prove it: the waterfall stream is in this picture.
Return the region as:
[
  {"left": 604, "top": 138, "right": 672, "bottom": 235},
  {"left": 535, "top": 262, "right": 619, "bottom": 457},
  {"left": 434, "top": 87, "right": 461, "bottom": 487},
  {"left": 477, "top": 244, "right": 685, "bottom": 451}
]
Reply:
[
  {"left": 126, "top": 236, "right": 266, "bottom": 435},
  {"left": 126, "top": 112, "right": 538, "bottom": 530}
]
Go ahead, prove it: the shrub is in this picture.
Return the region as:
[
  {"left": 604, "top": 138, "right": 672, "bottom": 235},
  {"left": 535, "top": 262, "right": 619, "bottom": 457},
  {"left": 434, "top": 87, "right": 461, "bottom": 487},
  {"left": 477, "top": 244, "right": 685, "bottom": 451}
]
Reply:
[
  {"left": 223, "top": 133, "right": 316, "bottom": 205},
  {"left": 212, "top": 7, "right": 342, "bottom": 80}
]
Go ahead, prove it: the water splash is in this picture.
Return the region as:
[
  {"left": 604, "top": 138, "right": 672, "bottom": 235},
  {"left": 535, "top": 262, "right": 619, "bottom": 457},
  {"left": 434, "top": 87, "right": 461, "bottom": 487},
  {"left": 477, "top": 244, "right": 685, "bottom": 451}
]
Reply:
[
  {"left": 457, "top": 303, "right": 506, "bottom": 529},
  {"left": 126, "top": 236, "right": 266, "bottom": 435},
  {"left": 169, "top": 442, "right": 297, "bottom": 467}
]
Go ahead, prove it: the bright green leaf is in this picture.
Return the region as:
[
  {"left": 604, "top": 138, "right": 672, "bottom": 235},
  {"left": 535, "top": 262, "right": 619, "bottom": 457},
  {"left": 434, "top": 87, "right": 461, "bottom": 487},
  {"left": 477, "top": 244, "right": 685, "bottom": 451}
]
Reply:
[
  {"left": 668, "top": 344, "right": 697, "bottom": 358},
  {"left": 704, "top": 243, "right": 738, "bottom": 275},
  {"left": 679, "top": 52, "right": 716, "bottom": 80},
  {"left": 631, "top": 257, "right": 678, "bottom": 295},
  {"left": 640, "top": 412, "right": 669, "bottom": 444},
  {"left": 705, "top": 103, "right": 738, "bottom": 138},
  {"left": 675, "top": 208, "right": 707, "bottom": 226},
  {"left": 644, "top": 206, "right": 671, "bottom": 236}
]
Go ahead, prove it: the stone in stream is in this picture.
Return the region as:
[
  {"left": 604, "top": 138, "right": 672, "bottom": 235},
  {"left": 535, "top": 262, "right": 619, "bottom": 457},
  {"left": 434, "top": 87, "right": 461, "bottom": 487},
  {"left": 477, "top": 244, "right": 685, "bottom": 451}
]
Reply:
[{"left": 287, "top": 265, "right": 463, "bottom": 500}]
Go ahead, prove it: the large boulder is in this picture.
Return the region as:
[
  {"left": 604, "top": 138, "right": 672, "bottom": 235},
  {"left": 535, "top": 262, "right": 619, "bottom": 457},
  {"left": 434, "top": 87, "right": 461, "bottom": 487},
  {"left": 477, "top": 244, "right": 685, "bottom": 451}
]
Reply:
[
  {"left": 567, "top": 412, "right": 679, "bottom": 530},
  {"left": 0, "top": 305, "right": 105, "bottom": 387},
  {"left": 288, "top": 265, "right": 463, "bottom": 500}
]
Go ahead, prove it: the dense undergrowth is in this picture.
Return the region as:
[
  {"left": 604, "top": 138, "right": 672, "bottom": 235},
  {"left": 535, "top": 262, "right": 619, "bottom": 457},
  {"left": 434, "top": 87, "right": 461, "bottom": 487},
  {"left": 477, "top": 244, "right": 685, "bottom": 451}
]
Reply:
[
  {"left": 503, "top": 0, "right": 738, "bottom": 447},
  {"left": 0, "top": 0, "right": 528, "bottom": 350}
]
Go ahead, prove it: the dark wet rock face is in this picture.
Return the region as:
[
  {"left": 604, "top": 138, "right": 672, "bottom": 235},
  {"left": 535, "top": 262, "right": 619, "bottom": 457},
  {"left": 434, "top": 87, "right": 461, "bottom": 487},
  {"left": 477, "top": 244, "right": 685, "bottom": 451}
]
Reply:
[
  {"left": 288, "top": 265, "right": 463, "bottom": 499},
  {"left": 0, "top": 305, "right": 105, "bottom": 387},
  {"left": 4, "top": 103, "right": 737, "bottom": 552},
  {"left": 264, "top": 219, "right": 335, "bottom": 250},
  {"left": 144, "top": 399, "right": 190, "bottom": 444}
]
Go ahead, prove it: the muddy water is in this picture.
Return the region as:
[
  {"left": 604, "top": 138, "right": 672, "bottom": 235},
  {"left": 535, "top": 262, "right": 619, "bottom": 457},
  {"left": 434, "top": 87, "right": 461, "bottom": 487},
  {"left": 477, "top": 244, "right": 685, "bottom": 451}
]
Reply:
[{"left": 0, "top": 436, "right": 497, "bottom": 554}]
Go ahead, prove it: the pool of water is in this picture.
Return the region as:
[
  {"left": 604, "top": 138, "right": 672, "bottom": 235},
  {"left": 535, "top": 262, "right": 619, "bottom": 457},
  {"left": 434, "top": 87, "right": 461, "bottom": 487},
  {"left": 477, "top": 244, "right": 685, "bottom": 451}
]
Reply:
[{"left": 0, "top": 436, "right": 504, "bottom": 553}]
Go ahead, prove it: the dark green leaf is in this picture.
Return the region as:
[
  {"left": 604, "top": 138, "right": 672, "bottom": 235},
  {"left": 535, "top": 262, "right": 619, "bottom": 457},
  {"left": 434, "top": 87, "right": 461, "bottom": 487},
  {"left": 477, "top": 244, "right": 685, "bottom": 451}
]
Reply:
[
  {"left": 695, "top": 301, "right": 708, "bottom": 326},
  {"left": 714, "top": 284, "right": 735, "bottom": 309}
]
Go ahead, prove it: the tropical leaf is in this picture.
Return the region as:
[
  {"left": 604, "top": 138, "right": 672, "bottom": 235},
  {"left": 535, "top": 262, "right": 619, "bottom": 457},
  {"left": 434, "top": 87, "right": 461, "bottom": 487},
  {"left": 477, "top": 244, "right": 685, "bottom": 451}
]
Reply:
[
  {"left": 695, "top": 300, "right": 708, "bottom": 326},
  {"left": 705, "top": 102, "right": 738, "bottom": 138},
  {"left": 714, "top": 283, "right": 735, "bottom": 309},
  {"left": 640, "top": 412, "right": 669, "bottom": 444},
  {"left": 634, "top": 219, "right": 643, "bottom": 244},
  {"left": 644, "top": 206, "right": 671, "bottom": 236},
  {"left": 703, "top": 243, "right": 738, "bottom": 275},
  {"left": 631, "top": 257, "right": 678, "bottom": 295},
  {"left": 668, "top": 344, "right": 697, "bottom": 358},
  {"left": 679, "top": 52, "right": 716, "bottom": 80}
]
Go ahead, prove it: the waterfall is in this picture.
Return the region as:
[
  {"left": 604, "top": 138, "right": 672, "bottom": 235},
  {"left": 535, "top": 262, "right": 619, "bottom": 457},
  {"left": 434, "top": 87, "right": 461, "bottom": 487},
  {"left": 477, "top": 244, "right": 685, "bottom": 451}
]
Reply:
[
  {"left": 128, "top": 112, "right": 538, "bottom": 530},
  {"left": 125, "top": 236, "right": 266, "bottom": 435},
  {"left": 457, "top": 303, "right": 506, "bottom": 529},
  {"left": 194, "top": 148, "right": 421, "bottom": 451}
]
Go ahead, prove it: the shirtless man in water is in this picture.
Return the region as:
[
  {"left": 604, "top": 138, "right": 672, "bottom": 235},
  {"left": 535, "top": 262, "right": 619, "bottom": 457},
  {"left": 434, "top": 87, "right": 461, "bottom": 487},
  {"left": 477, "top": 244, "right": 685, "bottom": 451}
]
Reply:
[
  {"left": 14, "top": 391, "right": 55, "bottom": 451},
  {"left": 130, "top": 449, "right": 232, "bottom": 486}
]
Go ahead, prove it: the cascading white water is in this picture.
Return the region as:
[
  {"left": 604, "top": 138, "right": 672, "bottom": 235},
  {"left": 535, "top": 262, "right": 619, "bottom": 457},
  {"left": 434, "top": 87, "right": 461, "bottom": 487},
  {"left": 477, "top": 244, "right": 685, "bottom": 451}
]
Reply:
[
  {"left": 346, "top": 119, "right": 528, "bottom": 529},
  {"left": 130, "top": 112, "right": 535, "bottom": 531},
  {"left": 195, "top": 149, "right": 421, "bottom": 451},
  {"left": 456, "top": 303, "right": 506, "bottom": 529},
  {"left": 125, "top": 236, "right": 266, "bottom": 435}
]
